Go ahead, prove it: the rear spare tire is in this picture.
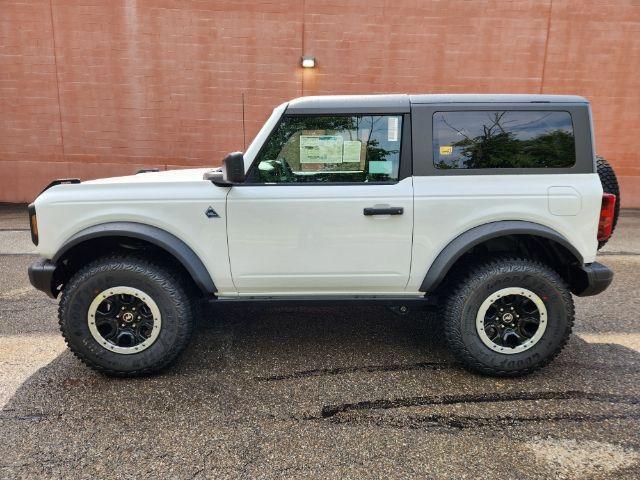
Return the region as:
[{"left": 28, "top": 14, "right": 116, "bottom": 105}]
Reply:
[{"left": 596, "top": 156, "right": 620, "bottom": 249}]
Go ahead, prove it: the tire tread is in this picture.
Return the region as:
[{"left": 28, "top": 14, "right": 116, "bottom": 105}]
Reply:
[
  {"left": 58, "top": 254, "right": 195, "bottom": 377},
  {"left": 442, "top": 256, "right": 574, "bottom": 377}
]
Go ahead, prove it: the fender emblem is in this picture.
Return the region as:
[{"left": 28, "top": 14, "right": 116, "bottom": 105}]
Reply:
[{"left": 205, "top": 206, "right": 220, "bottom": 218}]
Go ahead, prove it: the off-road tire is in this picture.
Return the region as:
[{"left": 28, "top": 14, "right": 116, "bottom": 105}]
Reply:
[
  {"left": 443, "top": 257, "right": 574, "bottom": 376},
  {"left": 59, "top": 255, "right": 195, "bottom": 376},
  {"left": 596, "top": 155, "right": 620, "bottom": 249}
]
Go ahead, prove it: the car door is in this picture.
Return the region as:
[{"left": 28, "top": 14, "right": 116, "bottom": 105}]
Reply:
[{"left": 225, "top": 112, "right": 414, "bottom": 295}]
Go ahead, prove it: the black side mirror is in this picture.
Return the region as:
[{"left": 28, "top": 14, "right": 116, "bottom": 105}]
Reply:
[
  {"left": 205, "top": 151, "right": 246, "bottom": 186},
  {"left": 222, "top": 152, "right": 245, "bottom": 183}
]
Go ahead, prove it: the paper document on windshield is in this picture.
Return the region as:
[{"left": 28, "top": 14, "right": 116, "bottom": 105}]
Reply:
[
  {"left": 300, "top": 135, "right": 344, "bottom": 163},
  {"left": 342, "top": 140, "right": 361, "bottom": 163}
]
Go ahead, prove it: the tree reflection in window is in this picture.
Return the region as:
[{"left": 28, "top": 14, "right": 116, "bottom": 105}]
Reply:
[{"left": 433, "top": 111, "right": 575, "bottom": 169}]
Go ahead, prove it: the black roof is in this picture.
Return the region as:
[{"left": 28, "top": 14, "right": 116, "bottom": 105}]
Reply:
[{"left": 285, "top": 94, "right": 588, "bottom": 114}]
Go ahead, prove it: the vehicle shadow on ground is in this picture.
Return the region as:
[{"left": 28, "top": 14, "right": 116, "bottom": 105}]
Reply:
[
  {"left": 2, "top": 306, "right": 640, "bottom": 477},
  {"left": 4, "top": 305, "right": 640, "bottom": 415}
]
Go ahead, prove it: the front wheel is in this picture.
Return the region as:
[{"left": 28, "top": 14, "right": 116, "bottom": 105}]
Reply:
[
  {"left": 443, "top": 258, "right": 574, "bottom": 376},
  {"left": 59, "top": 255, "right": 195, "bottom": 376}
]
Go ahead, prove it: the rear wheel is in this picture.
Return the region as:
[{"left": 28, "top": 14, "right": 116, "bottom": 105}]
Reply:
[
  {"left": 443, "top": 257, "right": 574, "bottom": 376},
  {"left": 596, "top": 155, "right": 620, "bottom": 249},
  {"left": 59, "top": 255, "right": 195, "bottom": 376}
]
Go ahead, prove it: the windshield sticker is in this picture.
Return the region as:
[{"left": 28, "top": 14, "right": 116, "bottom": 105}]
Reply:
[
  {"left": 439, "top": 145, "right": 453, "bottom": 155},
  {"left": 387, "top": 117, "right": 398, "bottom": 142},
  {"left": 342, "top": 140, "right": 362, "bottom": 163},
  {"left": 300, "top": 135, "right": 344, "bottom": 163},
  {"left": 368, "top": 161, "right": 392, "bottom": 175}
]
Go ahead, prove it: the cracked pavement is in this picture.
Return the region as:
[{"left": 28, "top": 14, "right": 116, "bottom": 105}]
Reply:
[{"left": 0, "top": 204, "right": 639, "bottom": 479}]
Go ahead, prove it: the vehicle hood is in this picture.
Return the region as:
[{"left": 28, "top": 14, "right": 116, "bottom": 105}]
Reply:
[
  {"left": 34, "top": 167, "right": 227, "bottom": 208},
  {"left": 32, "top": 167, "right": 228, "bottom": 261},
  {"left": 81, "top": 168, "right": 216, "bottom": 185}
]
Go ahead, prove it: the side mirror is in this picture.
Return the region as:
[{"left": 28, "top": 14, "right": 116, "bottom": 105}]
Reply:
[
  {"left": 222, "top": 152, "right": 246, "bottom": 183},
  {"left": 204, "top": 152, "right": 246, "bottom": 186}
]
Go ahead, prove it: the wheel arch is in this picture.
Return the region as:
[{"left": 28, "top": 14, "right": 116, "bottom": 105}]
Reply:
[
  {"left": 420, "top": 220, "right": 584, "bottom": 293},
  {"left": 52, "top": 221, "right": 216, "bottom": 295}
]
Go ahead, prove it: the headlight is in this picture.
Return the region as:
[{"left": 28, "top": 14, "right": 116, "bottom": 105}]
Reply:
[{"left": 28, "top": 203, "right": 38, "bottom": 246}]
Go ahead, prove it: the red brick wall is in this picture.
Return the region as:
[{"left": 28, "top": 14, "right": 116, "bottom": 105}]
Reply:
[{"left": 1, "top": 0, "right": 639, "bottom": 206}]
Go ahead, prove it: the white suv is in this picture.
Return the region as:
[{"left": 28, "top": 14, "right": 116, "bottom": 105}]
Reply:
[{"left": 27, "top": 94, "right": 619, "bottom": 377}]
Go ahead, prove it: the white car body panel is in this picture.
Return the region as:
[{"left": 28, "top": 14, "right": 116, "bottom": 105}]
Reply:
[
  {"left": 225, "top": 178, "right": 414, "bottom": 295},
  {"left": 407, "top": 173, "right": 602, "bottom": 292},
  {"left": 33, "top": 169, "right": 235, "bottom": 293}
]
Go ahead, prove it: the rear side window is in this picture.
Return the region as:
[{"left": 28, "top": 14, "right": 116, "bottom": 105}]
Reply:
[{"left": 433, "top": 111, "right": 575, "bottom": 169}]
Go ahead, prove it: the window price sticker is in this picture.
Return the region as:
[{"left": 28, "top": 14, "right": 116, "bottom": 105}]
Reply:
[
  {"left": 388, "top": 117, "right": 398, "bottom": 142},
  {"left": 342, "top": 140, "right": 362, "bottom": 163},
  {"left": 369, "top": 161, "right": 392, "bottom": 175},
  {"left": 300, "top": 135, "right": 344, "bottom": 163}
]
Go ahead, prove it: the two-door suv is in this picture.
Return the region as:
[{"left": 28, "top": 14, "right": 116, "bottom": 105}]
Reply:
[{"left": 27, "top": 94, "right": 619, "bottom": 377}]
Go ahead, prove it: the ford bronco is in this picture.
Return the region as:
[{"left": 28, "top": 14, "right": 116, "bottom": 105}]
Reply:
[{"left": 27, "top": 94, "right": 619, "bottom": 377}]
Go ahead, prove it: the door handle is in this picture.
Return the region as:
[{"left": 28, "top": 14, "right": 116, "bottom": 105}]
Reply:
[{"left": 363, "top": 207, "right": 404, "bottom": 216}]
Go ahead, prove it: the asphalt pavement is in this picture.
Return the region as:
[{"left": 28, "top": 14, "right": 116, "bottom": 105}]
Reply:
[{"left": 0, "top": 204, "right": 638, "bottom": 479}]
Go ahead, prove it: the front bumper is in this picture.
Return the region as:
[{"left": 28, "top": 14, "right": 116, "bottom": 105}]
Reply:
[
  {"left": 28, "top": 258, "right": 58, "bottom": 298},
  {"left": 571, "top": 261, "right": 614, "bottom": 297}
]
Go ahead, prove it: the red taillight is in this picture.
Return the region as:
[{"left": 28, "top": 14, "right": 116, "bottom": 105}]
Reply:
[{"left": 597, "top": 193, "right": 616, "bottom": 242}]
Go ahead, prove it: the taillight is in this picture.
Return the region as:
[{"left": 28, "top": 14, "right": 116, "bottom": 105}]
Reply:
[
  {"left": 28, "top": 203, "right": 38, "bottom": 246},
  {"left": 597, "top": 193, "right": 616, "bottom": 242}
]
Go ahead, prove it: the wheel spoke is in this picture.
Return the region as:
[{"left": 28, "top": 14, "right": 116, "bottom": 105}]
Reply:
[
  {"left": 120, "top": 293, "right": 133, "bottom": 304},
  {"left": 95, "top": 309, "right": 114, "bottom": 321},
  {"left": 518, "top": 317, "right": 540, "bottom": 338},
  {"left": 138, "top": 303, "right": 153, "bottom": 319},
  {"left": 95, "top": 318, "right": 118, "bottom": 341},
  {"left": 138, "top": 317, "right": 153, "bottom": 328},
  {"left": 485, "top": 324, "right": 500, "bottom": 341},
  {"left": 511, "top": 294, "right": 524, "bottom": 310},
  {"left": 111, "top": 294, "right": 124, "bottom": 311},
  {"left": 133, "top": 327, "right": 149, "bottom": 343},
  {"left": 114, "top": 329, "right": 136, "bottom": 348},
  {"left": 96, "top": 299, "right": 115, "bottom": 317},
  {"left": 502, "top": 328, "right": 522, "bottom": 348}
]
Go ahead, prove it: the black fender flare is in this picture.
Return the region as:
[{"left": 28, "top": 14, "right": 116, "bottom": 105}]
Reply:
[
  {"left": 53, "top": 221, "right": 217, "bottom": 294},
  {"left": 420, "top": 220, "right": 584, "bottom": 292}
]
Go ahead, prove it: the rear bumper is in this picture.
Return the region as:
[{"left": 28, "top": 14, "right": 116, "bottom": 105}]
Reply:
[
  {"left": 572, "top": 261, "right": 614, "bottom": 297},
  {"left": 28, "top": 258, "right": 58, "bottom": 299}
]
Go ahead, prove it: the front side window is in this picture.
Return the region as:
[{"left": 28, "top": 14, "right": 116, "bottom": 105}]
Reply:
[
  {"left": 433, "top": 110, "right": 575, "bottom": 169},
  {"left": 248, "top": 114, "right": 402, "bottom": 183}
]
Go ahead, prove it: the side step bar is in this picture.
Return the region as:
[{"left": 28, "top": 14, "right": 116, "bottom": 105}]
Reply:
[{"left": 209, "top": 295, "right": 438, "bottom": 308}]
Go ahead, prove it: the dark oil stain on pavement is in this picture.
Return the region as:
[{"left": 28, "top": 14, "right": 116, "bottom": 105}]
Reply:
[
  {"left": 254, "top": 361, "right": 448, "bottom": 382},
  {"left": 319, "top": 390, "right": 640, "bottom": 418}
]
